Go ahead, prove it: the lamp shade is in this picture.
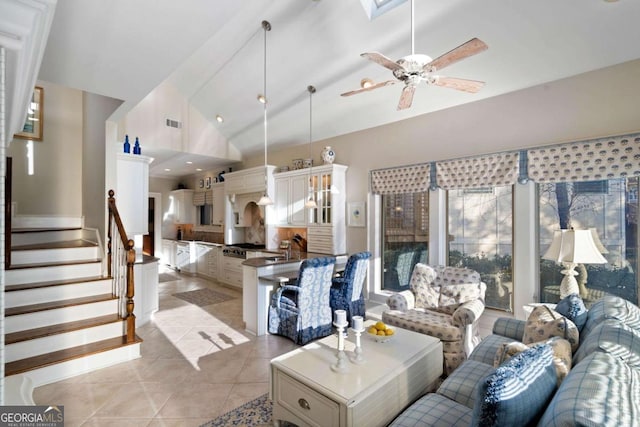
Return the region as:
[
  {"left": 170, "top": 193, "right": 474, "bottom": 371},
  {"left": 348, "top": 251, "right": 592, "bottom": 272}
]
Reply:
[{"left": 543, "top": 229, "right": 607, "bottom": 264}]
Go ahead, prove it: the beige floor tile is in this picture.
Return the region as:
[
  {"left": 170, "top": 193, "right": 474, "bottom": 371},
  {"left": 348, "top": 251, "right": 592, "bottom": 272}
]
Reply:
[{"left": 32, "top": 268, "right": 301, "bottom": 426}]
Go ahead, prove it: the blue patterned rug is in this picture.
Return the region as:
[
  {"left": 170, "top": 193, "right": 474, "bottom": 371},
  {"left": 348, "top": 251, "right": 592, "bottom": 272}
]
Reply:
[{"left": 201, "top": 393, "right": 273, "bottom": 427}]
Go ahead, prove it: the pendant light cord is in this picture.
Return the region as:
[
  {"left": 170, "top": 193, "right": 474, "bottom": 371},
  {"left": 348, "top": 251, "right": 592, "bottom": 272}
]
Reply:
[
  {"left": 411, "top": 0, "right": 415, "bottom": 56},
  {"left": 263, "top": 21, "right": 269, "bottom": 171}
]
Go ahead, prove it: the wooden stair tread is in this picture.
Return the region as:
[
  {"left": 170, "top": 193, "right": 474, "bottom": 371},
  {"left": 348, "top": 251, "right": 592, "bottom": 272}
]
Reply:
[
  {"left": 5, "top": 335, "right": 143, "bottom": 376},
  {"left": 6, "top": 276, "right": 110, "bottom": 292},
  {"left": 6, "top": 314, "right": 122, "bottom": 344},
  {"left": 11, "top": 227, "right": 81, "bottom": 234},
  {"left": 6, "top": 294, "right": 117, "bottom": 316},
  {"left": 7, "top": 258, "right": 102, "bottom": 270},
  {"left": 13, "top": 239, "right": 98, "bottom": 251}
]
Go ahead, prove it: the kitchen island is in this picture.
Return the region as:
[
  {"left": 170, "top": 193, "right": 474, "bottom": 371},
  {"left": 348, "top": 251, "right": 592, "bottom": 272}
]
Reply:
[{"left": 242, "top": 253, "right": 348, "bottom": 336}]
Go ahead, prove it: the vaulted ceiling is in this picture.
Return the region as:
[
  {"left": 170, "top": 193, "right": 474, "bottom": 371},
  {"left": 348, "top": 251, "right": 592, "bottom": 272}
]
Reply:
[{"left": 25, "top": 0, "right": 640, "bottom": 175}]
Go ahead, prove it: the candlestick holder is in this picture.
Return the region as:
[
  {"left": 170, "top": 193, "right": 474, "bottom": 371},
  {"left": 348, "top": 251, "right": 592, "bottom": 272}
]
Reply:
[
  {"left": 349, "top": 326, "right": 366, "bottom": 364},
  {"left": 331, "top": 321, "right": 349, "bottom": 373}
]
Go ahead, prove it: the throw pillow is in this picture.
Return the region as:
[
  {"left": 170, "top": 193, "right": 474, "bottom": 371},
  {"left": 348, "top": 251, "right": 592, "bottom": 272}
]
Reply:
[
  {"left": 409, "top": 264, "right": 440, "bottom": 309},
  {"left": 523, "top": 305, "right": 579, "bottom": 352},
  {"left": 437, "top": 283, "right": 482, "bottom": 315},
  {"left": 493, "top": 337, "right": 572, "bottom": 385},
  {"left": 555, "top": 293, "right": 588, "bottom": 332},
  {"left": 472, "top": 344, "right": 557, "bottom": 427}
]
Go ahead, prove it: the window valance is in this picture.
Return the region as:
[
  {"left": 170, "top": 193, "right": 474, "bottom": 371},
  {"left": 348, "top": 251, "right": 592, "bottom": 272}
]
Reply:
[
  {"left": 436, "top": 152, "right": 520, "bottom": 190},
  {"left": 370, "top": 163, "right": 431, "bottom": 195},
  {"left": 527, "top": 134, "right": 640, "bottom": 183},
  {"left": 193, "top": 192, "right": 206, "bottom": 206}
]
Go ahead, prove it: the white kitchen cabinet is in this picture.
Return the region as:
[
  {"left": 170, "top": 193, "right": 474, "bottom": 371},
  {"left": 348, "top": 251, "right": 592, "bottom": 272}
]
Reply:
[
  {"left": 211, "top": 183, "right": 225, "bottom": 226},
  {"left": 221, "top": 256, "right": 243, "bottom": 288},
  {"left": 116, "top": 151, "right": 152, "bottom": 236},
  {"left": 274, "top": 171, "right": 309, "bottom": 227},
  {"left": 307, "top": 164, "right": 348, "bottom": 255},
  {"left": 196, "top": 243, "right": 220, "bottom": 280},
  {"left": 162, "top": 239, "right": 177, "bottom": 268},
  {"left": 169, "top": 189, "right": 195, "bottom": 224}
]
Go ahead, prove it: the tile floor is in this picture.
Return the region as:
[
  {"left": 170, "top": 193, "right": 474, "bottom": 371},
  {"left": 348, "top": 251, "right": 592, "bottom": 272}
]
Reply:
[{"left": 33, "top": 267, "right": 300, "bottom": 426}]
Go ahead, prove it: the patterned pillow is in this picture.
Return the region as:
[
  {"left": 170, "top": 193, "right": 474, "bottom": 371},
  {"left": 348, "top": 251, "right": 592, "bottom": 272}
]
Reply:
[
  {"left": 523, "top": 305, "right": 579, "bottom": 352},
  {"left": 493, "top": 337, "right": 572, "bottom": 385},
  {"left": 472, "top": 344, "right": 557, "bottom": 427},
  {"left": 555, "top": 293, "right": 588, "bottom": 332},
  {"left": 409, "top": 264, "right": 439, "bottom": 309}
]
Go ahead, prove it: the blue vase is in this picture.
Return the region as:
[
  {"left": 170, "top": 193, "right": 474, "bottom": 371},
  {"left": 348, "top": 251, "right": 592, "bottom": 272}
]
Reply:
[
  {"left": 123, "top": 135, "right": 130, "bottom": 153},
  {"left": 133, "top": 137, "right": 141, "bottom": 155}
]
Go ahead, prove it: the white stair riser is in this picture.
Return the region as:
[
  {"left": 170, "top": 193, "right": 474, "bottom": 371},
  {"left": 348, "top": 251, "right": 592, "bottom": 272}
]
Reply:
[
  {"left": 20, "top": 343, "right": 141, "bottom": 388},
  {"left": 12, "top": 246, "right": 101, "bottom": 266},
  {"left": 6, "top": 300, "right": 119, "bottom": 333},
  {"left": 12, "top": 228, "right": 84, "bottom": 247},
  {"left": 5, "top": 280, "right": 113, "bottom": 308},
  {"left": 6, "top": 262, "right": 103, "bottom": 286},
  {"left": 11, "top": 215, "right": 83, "bottom": 230},
  {"left": 6, "top": 321, "right": 125, "bottom": 362}
]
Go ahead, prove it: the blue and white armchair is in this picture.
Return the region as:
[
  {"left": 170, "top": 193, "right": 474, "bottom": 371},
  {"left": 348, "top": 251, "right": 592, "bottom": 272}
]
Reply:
[
  {"left": 329, "top": 251, "right": 371, "bottom": 323},
  {"left": 268, "top": 256, "right": 337, "bottom": 345}
]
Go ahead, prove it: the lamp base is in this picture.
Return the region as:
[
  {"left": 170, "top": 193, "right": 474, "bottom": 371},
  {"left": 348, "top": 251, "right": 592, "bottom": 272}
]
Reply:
[{"left": 559, "top": 262, "right": 579, "bottom": 299}]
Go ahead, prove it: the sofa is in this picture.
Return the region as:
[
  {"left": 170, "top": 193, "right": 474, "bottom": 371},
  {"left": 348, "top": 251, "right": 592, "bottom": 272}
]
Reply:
[
  {"left": 382, "top": 264, "right": 487, "bottom": 375},
  {"left": 389, "top": 294, "right": 640, "bottom": 426}
]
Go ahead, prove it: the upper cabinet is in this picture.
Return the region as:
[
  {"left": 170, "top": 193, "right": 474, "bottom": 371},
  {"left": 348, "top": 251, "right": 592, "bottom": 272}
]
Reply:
[
  {"left": 169, "top": 189, "right": 195, "bottom": 224},
  {"left": 116, "top": 152, "right": 152, "bottom": 236},
  {"left": 211, "top": 183, "right": 225, "bottom": 226},
  {"left": 274, "top": 164, "right": 348, "bottom": 255}
]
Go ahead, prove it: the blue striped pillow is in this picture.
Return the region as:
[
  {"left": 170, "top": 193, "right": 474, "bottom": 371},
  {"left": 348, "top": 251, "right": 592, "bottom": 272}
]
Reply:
[{"left": 471, "top": 344, "right": 557, "bottom": 427}]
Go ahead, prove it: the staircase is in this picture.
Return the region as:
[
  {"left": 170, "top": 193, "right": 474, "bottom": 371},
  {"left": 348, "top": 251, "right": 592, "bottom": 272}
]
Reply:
[{"left": 4, "top": 225, "right": 142, "bottom": 389}]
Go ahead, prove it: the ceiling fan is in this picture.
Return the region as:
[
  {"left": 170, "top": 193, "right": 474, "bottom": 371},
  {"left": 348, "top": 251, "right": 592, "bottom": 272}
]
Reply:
[{"left": 341, "top": 0, "right": 488, "bottom": 110}]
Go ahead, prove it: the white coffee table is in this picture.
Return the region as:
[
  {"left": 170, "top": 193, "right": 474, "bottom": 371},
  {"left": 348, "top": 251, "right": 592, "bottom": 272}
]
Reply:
[{"left": 270, "top": 321, "right": 443, "bottom": 427}]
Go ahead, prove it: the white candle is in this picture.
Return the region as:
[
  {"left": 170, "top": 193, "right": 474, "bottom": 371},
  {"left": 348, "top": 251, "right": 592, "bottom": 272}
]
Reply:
[
  {"left": 335, "top": 310, "right": 347, "bottom": 325},
  {"left": 352, "top": 316, "right": 363, "bottom": 331}
]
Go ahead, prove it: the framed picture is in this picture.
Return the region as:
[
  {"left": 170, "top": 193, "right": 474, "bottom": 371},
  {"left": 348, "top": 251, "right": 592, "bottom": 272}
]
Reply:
[
  {"left": 199, "top": 179, "right": 204, "bottom": 188},
  {"left": 15, "top": 86, "right": 43, "bottom": 141},
  {"left": 347, "top": 201, "right": 366, "bottom": 227},
  {"left": 205, "top": 176, "right": 212, "bottom": 189}
]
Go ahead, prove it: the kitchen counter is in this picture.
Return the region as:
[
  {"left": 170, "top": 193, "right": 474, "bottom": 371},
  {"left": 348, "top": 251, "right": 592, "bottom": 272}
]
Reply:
[{"left": 242, "top": 252, "right": 347, "bottom": 268}]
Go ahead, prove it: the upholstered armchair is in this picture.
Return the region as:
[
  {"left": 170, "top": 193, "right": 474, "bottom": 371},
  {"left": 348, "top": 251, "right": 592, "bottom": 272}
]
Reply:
[
  {"left": 268, "top": 256, "right": 337, "bottom": 345},
  {"left": 382, "top": 264, "right": 486, "bottom": 375},
  {"left": 329, "top": 251, "right": 371, "bottom": 323}
]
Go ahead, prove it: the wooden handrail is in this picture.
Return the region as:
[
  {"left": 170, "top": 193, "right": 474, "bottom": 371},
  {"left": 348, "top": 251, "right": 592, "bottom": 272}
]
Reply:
[{"left": 107, "top": 189, "right": 136, "bottom": 343}]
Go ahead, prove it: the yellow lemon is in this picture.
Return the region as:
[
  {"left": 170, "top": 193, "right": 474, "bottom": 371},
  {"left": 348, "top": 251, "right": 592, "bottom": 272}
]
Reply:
[
  {"left": 385, "top": 328, "right": 394, "bottom": 336},
  {"left": 375, "top": 321, "right": 386, "bottom": 331},
  {"left": 377, "top": 330, "right": 386, "bottom": 336},
  {"left": 367, "top": 326, "right": 378, "bottom": 335}
]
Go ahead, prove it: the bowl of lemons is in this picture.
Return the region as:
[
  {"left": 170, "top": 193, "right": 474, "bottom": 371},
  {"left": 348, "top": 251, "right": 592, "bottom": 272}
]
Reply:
[{"left": 367, "top": 321, "right": 395, "bottom": 343}]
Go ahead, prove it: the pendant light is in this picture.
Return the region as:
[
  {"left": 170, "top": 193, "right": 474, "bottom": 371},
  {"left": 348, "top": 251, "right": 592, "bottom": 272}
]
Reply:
[
  {"left": 305, "top": 85, "right": 318, "bottom": 209},
  {"left": 257, "top": 20, "right": 274, "bottom": 206}
]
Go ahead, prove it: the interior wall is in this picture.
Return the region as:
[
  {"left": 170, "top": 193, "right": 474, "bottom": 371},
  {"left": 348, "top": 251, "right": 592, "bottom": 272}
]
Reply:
[
  {"left": 82, "top": 92, "right": 122, "bottom": 238},
  {"left": 7, "top": 80, "right": 83, "bottom": 216},
  {"left": 242, "top": 58, "right": 640, "bottom": 255}
]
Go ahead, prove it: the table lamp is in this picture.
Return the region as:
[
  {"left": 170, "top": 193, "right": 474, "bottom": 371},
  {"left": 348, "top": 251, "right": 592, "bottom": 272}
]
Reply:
[{"left": 543, "top": 228, "right": 607, "bottom": 299}]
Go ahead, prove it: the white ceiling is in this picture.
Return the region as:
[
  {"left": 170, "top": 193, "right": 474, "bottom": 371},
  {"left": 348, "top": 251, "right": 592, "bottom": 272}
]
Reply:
[{"left": 37, "top": 0, "right": 640, "bottom": 177}]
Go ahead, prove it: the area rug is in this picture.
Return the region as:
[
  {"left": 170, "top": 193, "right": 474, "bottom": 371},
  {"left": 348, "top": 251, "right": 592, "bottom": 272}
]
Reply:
[
  {"left": 172, "top": 288, "right": 236, "bottom": 307},
  {"left": 201, "top": 393, "right": 273, "bottom": 427},
  {"left": 158, "top": 272, "right": 181, "bottom": 283}
]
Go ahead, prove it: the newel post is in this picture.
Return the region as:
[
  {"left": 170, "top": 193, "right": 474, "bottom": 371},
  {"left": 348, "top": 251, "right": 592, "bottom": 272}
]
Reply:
[{"left": 125, "top": 238, "right": 136, "bottom": 343}]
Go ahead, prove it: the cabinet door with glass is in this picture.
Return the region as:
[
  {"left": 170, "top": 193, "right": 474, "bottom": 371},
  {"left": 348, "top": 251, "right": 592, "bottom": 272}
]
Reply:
[{"left": 309, "top": 170, "right": 333, "bottom": 225}]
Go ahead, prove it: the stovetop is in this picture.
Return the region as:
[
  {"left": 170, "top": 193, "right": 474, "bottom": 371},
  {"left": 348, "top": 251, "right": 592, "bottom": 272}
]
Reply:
[{"left": 227, "top": 243, "right": 266, "bottom": 250}]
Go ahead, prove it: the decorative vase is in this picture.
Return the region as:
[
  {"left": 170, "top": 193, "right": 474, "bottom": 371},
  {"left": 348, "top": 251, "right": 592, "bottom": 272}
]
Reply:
[
  {"left": 133, "top": 137, "right": 141, "bottom": 155},
  {"left": 321, "top": 146, "right": 335, "bottom": 164},
  {"left": 123, "top": 135, "right": 130, "bottom": 153}
]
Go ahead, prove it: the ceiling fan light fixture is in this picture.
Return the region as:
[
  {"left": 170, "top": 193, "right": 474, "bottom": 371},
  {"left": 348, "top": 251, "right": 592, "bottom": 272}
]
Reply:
[
  {"left": 360, "top": 78, "right": 374, "bottom": 89},
  {"left": 215, "top": 114, "right": 224, "bottom": 123}
]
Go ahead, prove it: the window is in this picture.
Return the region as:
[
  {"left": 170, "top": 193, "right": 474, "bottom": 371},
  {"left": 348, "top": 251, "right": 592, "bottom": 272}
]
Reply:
[
  {"left": 448, "top": 185, "right": 514, "bottom": 312},
  {"left": 539, "top": 178, "right": 638, "bottom": 306},
  {"left": 381, "top": 192, "right": 428, "bottom": 291}
]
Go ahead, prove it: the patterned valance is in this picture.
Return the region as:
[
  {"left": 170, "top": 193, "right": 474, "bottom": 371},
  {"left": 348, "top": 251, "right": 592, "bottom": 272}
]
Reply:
[
  {"left": 370, "top": 163, "right": 431, "bottom": 195},
  {"left": 436, "top": 152, "right": 520, "bottom": 190},
  {"left": 193, "top": 191, "right": 205, "bottom": 206},
  {"left": 528, "top": 134, "right": 640, "bottom": 183}
]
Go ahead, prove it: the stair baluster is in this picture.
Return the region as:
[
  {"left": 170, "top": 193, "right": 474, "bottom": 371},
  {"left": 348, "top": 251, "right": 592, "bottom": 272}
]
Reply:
[{"left": 107, "top": 190, "right": 136, "bottom": 343}]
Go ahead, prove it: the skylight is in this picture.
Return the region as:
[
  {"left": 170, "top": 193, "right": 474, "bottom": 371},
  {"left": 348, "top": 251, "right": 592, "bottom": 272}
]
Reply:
[{"left": 360, "top": 0, "right": 407, "bottom": 20}]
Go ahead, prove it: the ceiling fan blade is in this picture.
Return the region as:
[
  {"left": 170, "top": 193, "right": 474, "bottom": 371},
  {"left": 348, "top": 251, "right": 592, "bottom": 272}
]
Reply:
[
  {"left": 425, "top": 38, "right": 488, "bottom": 72},
  {"left": 361, "top": 52, "right": 404, "bottom": 72},
  {"left": 434, "top": 77, "right": 485, "bottom": 93},
  {"left": 397, "top": 85, "right": 416, "bottom": 110},
  {"left": 340, "top": 80, "right": 397, "bottom": 97}
]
